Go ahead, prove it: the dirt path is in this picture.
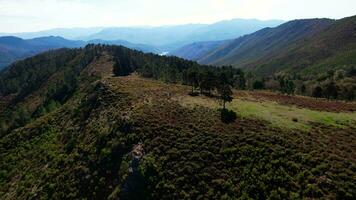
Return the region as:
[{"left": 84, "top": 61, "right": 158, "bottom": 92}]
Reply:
[{"left": 120, "top": 143, "right": 145, "bottom": 200}]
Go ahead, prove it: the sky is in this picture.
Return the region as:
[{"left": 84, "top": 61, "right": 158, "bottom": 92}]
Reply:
[{"left": 0, "top": 0, "right": 355, "bottom": 33}]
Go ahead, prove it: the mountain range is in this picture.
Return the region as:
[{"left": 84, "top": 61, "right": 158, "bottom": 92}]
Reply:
[
  {"left": 2, "top": 15, "right": 356, "bottom": 79},
  {"left": 0, "top": 36, "right": 84, "bottom": 70},
  {"left": 0, "top": 19, "right": 284, "bottom": 51},
  {"left": 172, "top": 16, "right": 356, "bottom": 77},
  {"left": 0, "top": 36, "right": 161, "bottom": 70}
]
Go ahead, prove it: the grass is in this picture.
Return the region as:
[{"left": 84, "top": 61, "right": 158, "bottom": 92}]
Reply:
[{"left": 179, "top": 95, "right": 356, "bottom": 130}]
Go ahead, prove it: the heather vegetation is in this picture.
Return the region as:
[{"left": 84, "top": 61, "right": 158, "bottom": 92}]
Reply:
[{"left": 0, "top": 45, "right": 355, "bottom": 200}]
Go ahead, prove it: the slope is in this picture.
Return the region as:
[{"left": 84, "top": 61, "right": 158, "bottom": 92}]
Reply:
[
  {"left": 0, "top": 45, "right": 355, "bottom": 200},
  {"left": 197, "top": 19, "right": 334, "bottom": 69},
  {"left": 0, "top": 36, "right": 162, "bottom": 70},
  {"left": 194, "top": 15, "right": 356, "bottom": 77},
  {"left": 169, "top": 40, "right": 229, "bottom": 61},
  {"left": 251, "top": 15, "right": 356, "bottom": 76},
  {"left": 0, "top": 36, "right": 85, "bottom": 70}
]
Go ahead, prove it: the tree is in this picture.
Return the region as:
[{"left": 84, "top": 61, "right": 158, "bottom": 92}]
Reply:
[
  {"left": 253, "top": 80, "right": 264, "bottom": 90},
  {"left": 217, "top": 72, "right": 234, "bottom": 110},
  {"left": 234, "top": 70, "right": 246, "bottom": 90},
  {"left": 301, "top": 84, "right": 306, "bottom": 95},
  {"left": 285, "top": 80, "right": 295, "bottom": 95},
  {"left": 218, "top": 85, "right": 233, "bottom": 110},
  {"left": 113, "top": 58, "right": 131, "bottom": 76},
  {"left": 201, "top": 70, "right": 217, "bottom": 95},
  {"left": 187, "top": 69, "right": 199, "bottom": 94},
  {"left": 312, "top": 86, "right": 323, "bottom": 99},
  {"left": 279, "top": 78, "right": 295, "bottom": 95},
  {"left": 324, "top": 81, "right": 338, "bottom": 100}
]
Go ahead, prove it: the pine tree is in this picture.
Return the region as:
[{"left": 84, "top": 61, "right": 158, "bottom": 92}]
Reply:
[
  {"left": 218, "top": 84, "right": 233, "bottom": 110},
  {"left": 312, "top": 86, "right": 323, "bottom": 99}
]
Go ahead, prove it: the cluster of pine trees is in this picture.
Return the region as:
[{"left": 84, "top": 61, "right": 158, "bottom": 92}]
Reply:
[{"left": 109, "top": 46, "right": 246, "bottom": 122}]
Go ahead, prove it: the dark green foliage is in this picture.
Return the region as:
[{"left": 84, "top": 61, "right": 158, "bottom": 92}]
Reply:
[
  {"left": 279, "top": 78, "right": 295, "bottom": 95},
  {"left": 324, "top": 81, "right": 338, "bottom": 100},
  {"left": 113, "top": 59, "right": 131, "bottom": 76},
  {"left": 220, "top": 109, "right": 237, "bottom": 123},
  {"left": 217, "top": 83, "right": 233, "bottom": 110},
  {"left": 234, "top": 69, "right": 246, "bottom": 89},
  {"left": 187, "top": 68, "right": 199, "bottom": 93},
  {"left": 0, "top": 45, "right": 102, "bottom": 135},
  {"left": 301, "top": 84, "right": 306, "bottom": 95},
  {"left": 253, "top": 80, "right": 265, "bottom": 89},
  {"left": 312, "top": 86, "right": 323, "bottom": 98}
]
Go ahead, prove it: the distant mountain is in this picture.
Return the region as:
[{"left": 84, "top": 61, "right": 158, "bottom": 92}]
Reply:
[
  {"left": 0, "top": 36, "right": 85, "bottom": 70},
  {"left": 0, "top": 19, "right": 283, "bottom": 52},
  {"left": 0, "top": 36, "right": 162, "bottom": 70},
  {"left": 85, "top": 19, "right": 283, "bottom": 50},
  {"left": 170, "top": 40, "right": 229, "bottom": 61},
  {"left": 88, "top": 39, "right": 161, "bottom": 54},
  {"left": 198, "top": 18, "right": 334, "bottom": 66},
  {"left": 191, "top": 16, "right": 356, "bottom": 77},
  {"left": 0, "top": 27, "right": 104, "bottom": 40}
]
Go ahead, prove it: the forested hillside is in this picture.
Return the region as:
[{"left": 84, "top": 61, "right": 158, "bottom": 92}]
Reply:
[
  {"left": 0, "top": 44, "right": 355, "bottom": 199},
  {"left": 172, "top": 16, "right": 356, "bottom": 101},
  {"left": 170, "top": 40, "right": 229, "bottom": 61},
  {"left": 0, "top": 36, "right": 84, "bottom": 70},
  {"left": 185, "top": 15, "right": 356, "bottom": 78}
]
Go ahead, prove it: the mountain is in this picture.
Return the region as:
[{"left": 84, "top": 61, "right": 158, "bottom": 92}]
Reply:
[
  {"left": 88, "top": 39, "right": 161, "bottom": 54},
  {"left": 1, "top": 44, "right": 355, "bottom": 199},
  {"left": 250, "top": 15, "right": 356, "bottom": 76},
  {"left": 0, "top": 36, "right": 85, "bottom": 70},
  {"left": 0, "top": 19, "right": 283, "bottom": 53},
  {"left": 0, "top": 27, "right": 104, "bottom": 40},
  {"left": 0, "top": 36, "right": 162, "bottom": 70},
  {"left": 179, "top": 16, "right": 356, "bottom": 77},
  {"left": 169, "top": 40, "right": 229, "bottom": 61},
  {"left": 194, "top": 19, "right": 334, "bottom": 69},
  {"left": 80, "top": 19, "right": 284, "bottom": 50}
]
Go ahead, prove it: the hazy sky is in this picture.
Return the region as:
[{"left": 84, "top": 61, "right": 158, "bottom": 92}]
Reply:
[{"left": 0, "top": 0, "right": 355, "bottom": 32}]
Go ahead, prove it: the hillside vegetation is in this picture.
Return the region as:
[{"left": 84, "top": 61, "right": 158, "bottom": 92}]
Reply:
[
  {"left": 173, "top": 16, "right": 356, "bottom": 101},
  {"left": 0, "top": 36, "right": 85, "bottom": 70},
  {"left": 0, "top": 45, "right": 355, "bottom": 199}
]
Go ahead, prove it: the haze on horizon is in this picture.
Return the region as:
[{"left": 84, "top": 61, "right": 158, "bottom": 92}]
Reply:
[{"left": 0, "top": 0, "right": 355, "bottom": 33}]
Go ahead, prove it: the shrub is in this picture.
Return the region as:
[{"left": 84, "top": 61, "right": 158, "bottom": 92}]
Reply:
[{"left": 220, "top": 109, "right": 237, "bottom": 123}]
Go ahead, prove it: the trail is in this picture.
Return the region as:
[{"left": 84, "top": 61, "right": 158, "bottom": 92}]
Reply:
[{"left": 120, "top": 143, "right": 146, "bottom": 200}]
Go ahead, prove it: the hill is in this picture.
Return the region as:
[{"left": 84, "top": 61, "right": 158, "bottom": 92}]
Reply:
[
  {"left": 0, "top": 36, "right": 85, "bottom": 70},
  {"left": 177, "top": 15, "right": 356, "bottom": 79},
  {"left": 0, "top": 45, "right": 355, "bottom": 199},
  {"left": 190, "top": 19, "right": 334, "bottom": 70},
  {"left": 251, "top": 15, "right": 356, "bottom": 76},
  {"left": 0, "top": 37, "right": 162, "bottom": 70},
  {"left": 169, "top": 40, "right": 229, "bottom": 61}
]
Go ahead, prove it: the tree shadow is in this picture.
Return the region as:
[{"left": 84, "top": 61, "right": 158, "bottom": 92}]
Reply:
[{"left": 220, "top": 108, "right": 237, "bottom": 123}]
